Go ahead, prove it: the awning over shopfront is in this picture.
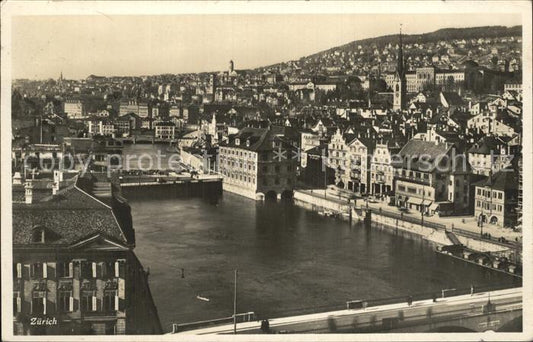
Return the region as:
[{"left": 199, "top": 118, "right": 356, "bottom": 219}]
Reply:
[
  {"left": 422, "top": 199, "right": 432, "bottom": 206},
  {"left": 407, "top": 197, "right": 423, "bottom": 205},
  {"left": 429, "top": 202, "right": 439, "bottom": 211}
]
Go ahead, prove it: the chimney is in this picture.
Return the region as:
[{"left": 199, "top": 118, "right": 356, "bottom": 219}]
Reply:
[
  {"left": 13, "top": 172, "right": 22, "bottom": 185},
  {"left": 25, "top": 181, "right": 34, "bottom": 204}
]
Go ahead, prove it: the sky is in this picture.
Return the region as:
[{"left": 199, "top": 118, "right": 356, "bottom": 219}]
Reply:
[{"left": 11, "top": 13, "right": 522, "bottom": 80}]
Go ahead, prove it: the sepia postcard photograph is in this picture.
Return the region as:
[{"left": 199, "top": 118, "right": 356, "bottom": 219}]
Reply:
[{"left": 1, "top": 1, "right": 532, "bottom": 341}]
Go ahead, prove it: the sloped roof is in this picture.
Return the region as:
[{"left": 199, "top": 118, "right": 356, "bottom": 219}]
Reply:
[
  {"left": 12, "top": 186, "right": 130, "bottom": 247},
  {"left": 441, "top": 92, "right": 465, "bottom": 106},
  {"left": 468, "top": 136, "right": 509, "bottom": 155},
  {"left": 476, "top": 168, "right": 519, "bottom": 192}
]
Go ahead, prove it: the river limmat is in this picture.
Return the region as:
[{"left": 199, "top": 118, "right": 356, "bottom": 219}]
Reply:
[{"left": 129, "top": 193, "right": 519, "bottom": 331}]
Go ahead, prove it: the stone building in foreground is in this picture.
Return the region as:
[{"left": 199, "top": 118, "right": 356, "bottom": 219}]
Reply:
[{"left": 12, "top": 173, "right": 162, "bottom": 335}]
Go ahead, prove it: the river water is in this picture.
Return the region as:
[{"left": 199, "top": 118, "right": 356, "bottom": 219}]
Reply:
[{"left": 123, "top": 144, "right": 519, "bottom": 332}]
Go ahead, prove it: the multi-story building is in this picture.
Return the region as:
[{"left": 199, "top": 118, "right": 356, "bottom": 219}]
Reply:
[
  {"left": 328, "top": 129, "right": 373, "bottom": 195},
  {"left": 218, "top": 127, "right": 297, "bottom": 200},
  {"left": 300, "top": 130, "right": 322, "bottom": 168},
  {"left": 467, "top": 136, "right": 515, "bottom": 176},
  {"left": 64, "top": 100, "right": 85, "bottom": 119},
  {"left": 115, "top": 113, "right": 142, "bottom": 137},
  {"left": 393, "top": 139, "right": 471, "bottom": 216},
  {"left": 88, "top": 120, "right": 116, "bottom": 137},
  {"left": 435, "top": 70, "right": 465, "bottom": 88},
  {"left": 416, "top": 66, "right": 436, "bottom": 91},
  {"left": 12, "top": 174, "right": 162, "bottom": 335},
  {"left": 154, "top": 122, "right": 176, "bottom": 140},
  {"left": 474, "top": 167, "right": 519, "bottom": 227},
  {"left": 370, "top": 143, "right": 397, "bottom": 195},
  {"left": 119, "top": 100, "right": 150, "bottom": 118}
]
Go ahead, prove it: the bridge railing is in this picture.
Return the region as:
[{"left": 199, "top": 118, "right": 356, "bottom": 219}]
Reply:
[
  {"left": 172, "top": 312, "right": 255, "bottom": 333},
  {"left": 359, "top": 282, "right": 522, "bottom": 309},
  {"left": 247, "top": 282, "right": 522, "bottom": 321}
]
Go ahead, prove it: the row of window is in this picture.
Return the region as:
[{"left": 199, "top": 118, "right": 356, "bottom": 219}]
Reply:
[
  {"left": 476, "top": 201, "right": 503, "bottom": 212},
  {"left": 220, "top": 160, "right": 257, "bottom": 171},
  {"left": 13, "top": 261, "right": 124, "bottom": 279},
  {"left": 398, "top": 170, "right": 431, "bottom": 181},
  {"left": 220, "top": 149, "right": 257, "bottom": 160},
  {"left": 13, "top": 290, "right": 121, "bottom": 315},
  {"left": 476, "top": 188, "right": 503, "bottom": 199}
]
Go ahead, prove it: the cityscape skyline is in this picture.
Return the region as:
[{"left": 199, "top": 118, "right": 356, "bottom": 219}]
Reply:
[{"left": 12, "top": 14, "right": 521, "bottom": 80}]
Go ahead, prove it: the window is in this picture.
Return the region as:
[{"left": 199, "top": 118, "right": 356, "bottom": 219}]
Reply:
[
  {"left": 81, "top": 291, "right": 96, "bottom": 312},
  {"left": 101, "top": 261, "right": 115, "bottom": 279},
  {"left": 58, "top": 290, "right": 73, "bottom": 312},
  {"left": 57, "top": 261, "right": 73, "bottom": 278},
  {"left": 13, "top": 263, "right": 22, "bottom": 278},
  {"left": 32, "top": 291, "right": 46, "bottom": 314},
  {"left": 81, "top": 261, "right": 93, "bottom": 279},
  {"left": 13, "top": 291, "right": 21, "bottom": 314},
  {"left": 498, "top": 192, "right": 502, "bottom": 199},
  {"left": 31, "top": 263, "right": 46, "bottom": 279},
  {"left": 103, "top": 290, "right": 118, "bottom": 312}
]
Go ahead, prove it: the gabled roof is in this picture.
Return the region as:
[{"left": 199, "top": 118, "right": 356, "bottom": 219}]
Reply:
[{"left": 12, "top": 185, "right": 131, "bottom": 248}]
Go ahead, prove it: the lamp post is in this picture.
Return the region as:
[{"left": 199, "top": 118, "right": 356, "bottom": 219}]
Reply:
[
  {"left": 421, "top": 184, "right": 425, "bottom": 228},
  {"left": 233, "top": 269, "right": 238, "bottom": 334}
]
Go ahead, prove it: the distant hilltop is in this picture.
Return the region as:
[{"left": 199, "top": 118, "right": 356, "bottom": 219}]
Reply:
[{"left": 258, "top": 25, "right": 522, "bottom": 71}]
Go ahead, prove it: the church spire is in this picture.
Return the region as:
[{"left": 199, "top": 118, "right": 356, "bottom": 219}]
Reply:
[{"left": 397, "top": 24, "right": 404, "bottom": 78}]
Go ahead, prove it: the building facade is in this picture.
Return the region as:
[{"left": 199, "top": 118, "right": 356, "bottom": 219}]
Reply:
[
  {"left": 218, "top": 127, "right": 297, "bottom": 200},
  {"left": 12, "top": 175, "right": 162, "bottom": 335}
]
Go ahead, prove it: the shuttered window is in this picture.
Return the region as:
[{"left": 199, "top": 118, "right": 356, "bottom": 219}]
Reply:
[
  {"left": 59, "top": 291, "right": 73, "bottom": 312},
  {"left": 13, "top": 291, "right": 21, "bottom": 313}
]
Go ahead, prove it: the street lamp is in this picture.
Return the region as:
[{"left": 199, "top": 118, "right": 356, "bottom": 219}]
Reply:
[
  {"left": 421, "top": 184, "right": 425, "bottom": 228},
  {"left": 233, "top": 269, "right": 238, "bottom": 334}
]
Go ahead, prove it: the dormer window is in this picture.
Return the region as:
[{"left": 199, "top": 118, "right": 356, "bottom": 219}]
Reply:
[
  {"left": 246, "top": 140, "right": 250, "bottom": 147},
  {"left": 235, "top": 138, "right": 240, "bottom": 146},
  {"left": 32, "top": 226, "right": 46, "bottom": 243}
]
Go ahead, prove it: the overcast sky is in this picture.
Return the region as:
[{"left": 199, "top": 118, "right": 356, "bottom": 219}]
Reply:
[{"left": 11, "top": 13, "right": 521, "bottom": 80}]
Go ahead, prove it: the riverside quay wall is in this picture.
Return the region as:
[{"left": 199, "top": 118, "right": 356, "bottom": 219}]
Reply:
[{"left": 293, "top": 190, "right": 514, "bottom": 256}]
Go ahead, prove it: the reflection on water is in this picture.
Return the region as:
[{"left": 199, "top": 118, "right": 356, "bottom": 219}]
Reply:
[{"left": 128, "top": 192, "right": 519, "bottom": 332}]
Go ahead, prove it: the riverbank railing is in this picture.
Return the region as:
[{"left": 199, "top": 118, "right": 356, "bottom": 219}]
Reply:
[{"left": 363, "top": 207, "right": 520, "bottom": 250}]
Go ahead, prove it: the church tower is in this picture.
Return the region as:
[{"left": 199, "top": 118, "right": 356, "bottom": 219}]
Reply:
[{"left": 392, "top": 25, "right": 407, "bottom": 111}]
